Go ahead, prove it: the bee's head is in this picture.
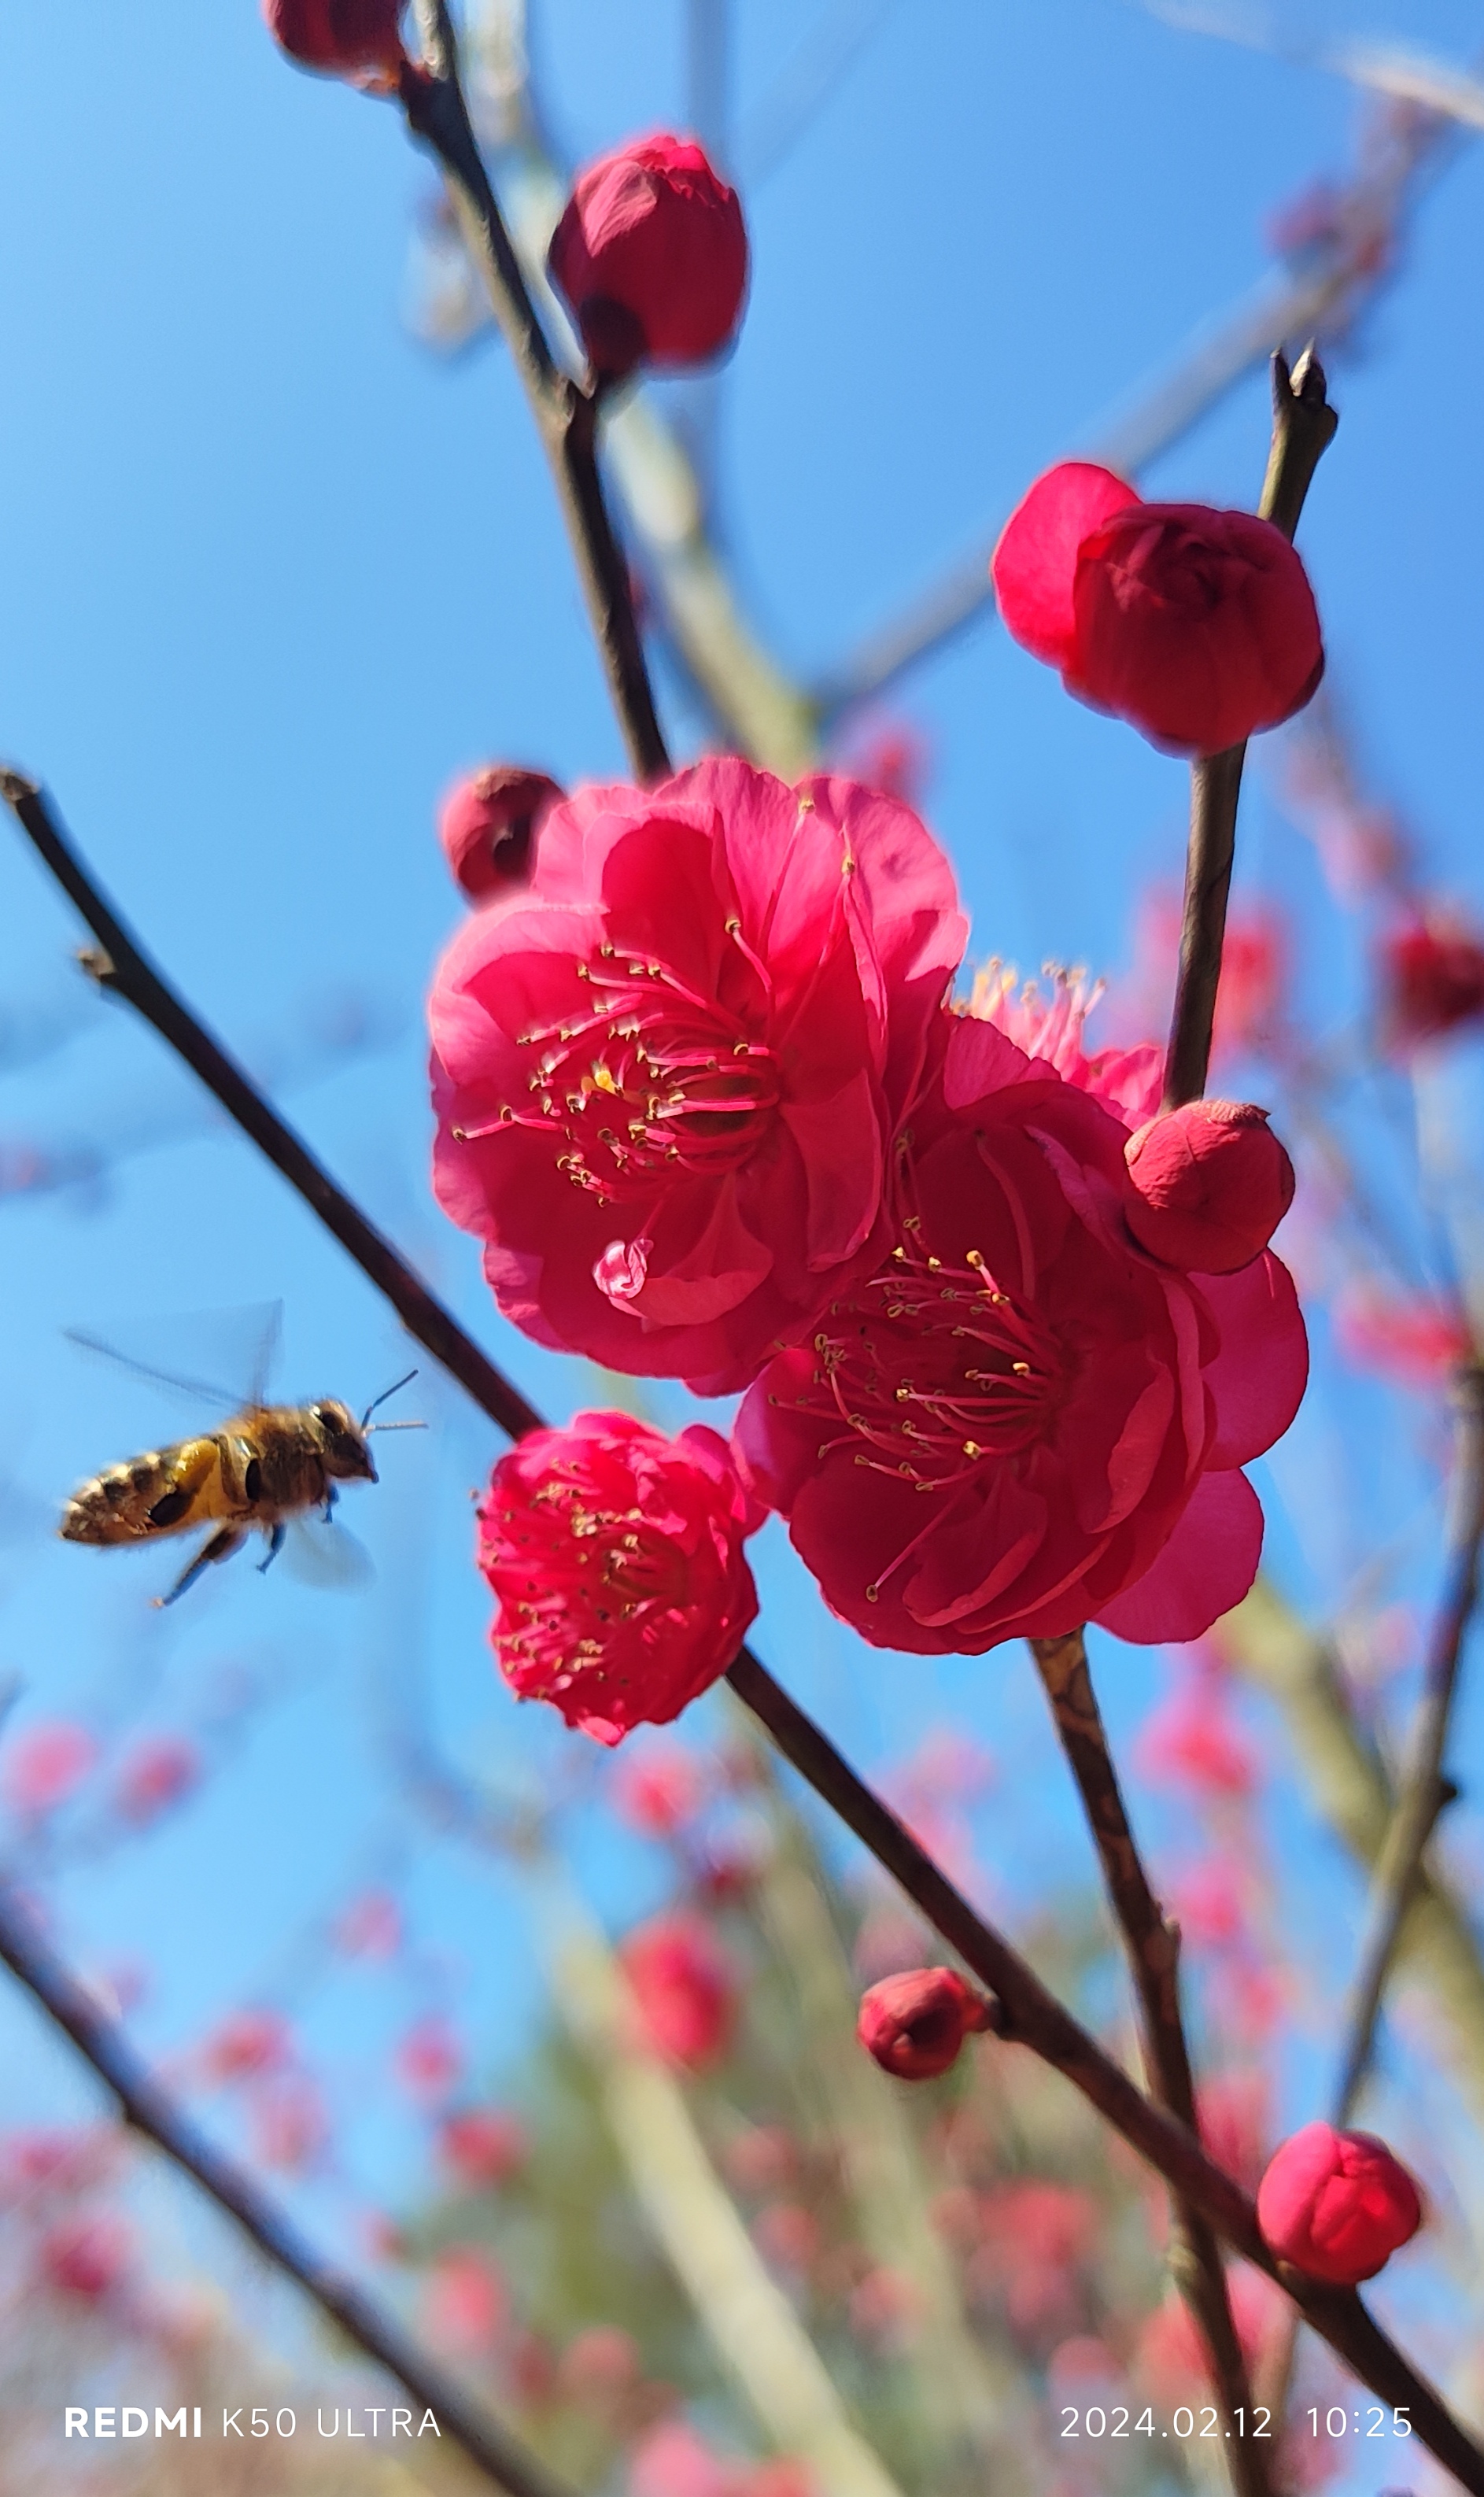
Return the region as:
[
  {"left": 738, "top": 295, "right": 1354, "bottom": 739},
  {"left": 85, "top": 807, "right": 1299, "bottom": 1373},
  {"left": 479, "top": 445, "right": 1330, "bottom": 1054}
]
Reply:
[{"left": 309, "top": 1399, "right": 378, "bottom": 1483}]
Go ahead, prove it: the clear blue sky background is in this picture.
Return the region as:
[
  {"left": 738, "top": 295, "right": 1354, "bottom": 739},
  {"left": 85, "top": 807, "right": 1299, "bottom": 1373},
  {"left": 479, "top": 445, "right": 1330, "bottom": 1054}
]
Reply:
[{"left": 1, "top": 0, "right": 1482, "bottom": 2473}]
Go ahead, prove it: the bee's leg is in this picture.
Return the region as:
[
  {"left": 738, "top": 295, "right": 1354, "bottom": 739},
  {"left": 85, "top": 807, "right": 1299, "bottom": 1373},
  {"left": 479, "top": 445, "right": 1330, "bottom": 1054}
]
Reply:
[
  {"left": 257, "top": 1521, "right": 286, "bottom": 1575},
  {"left": 156, "top": 1526, "right": 245, "bottom": 1609},
  {"left": 322, "top": 1483, "right": 338, "bottom": 1524}
]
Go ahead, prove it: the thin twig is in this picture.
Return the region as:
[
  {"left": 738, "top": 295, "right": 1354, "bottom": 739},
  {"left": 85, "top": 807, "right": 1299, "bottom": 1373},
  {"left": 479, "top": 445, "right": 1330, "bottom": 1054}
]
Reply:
[
  {"left": 1030, "top": 1634, "right": 1268, "bottom": 2497},
  {"left": 0, "top": 1886, "right": 573, "bottom": 2497},
  {"left": 0, "top": 771, "right": 541, "bottom": 1444},
  {"left": 1334, "top": 1362, "right": 1484, "bottom": 2117},
  {"left": 1161, "top": 346, "right": 1338, "bottom": 1110},
  {"left": 724, "top": 1649, "right": 1484, "bottom": 2488},
  {"left": 1258, "top": 1365, "right": 1484, "bottom": 2427},
  {"left": 398, "top": 3, "right": 670, "bottom": 782},
  {"left": 9, "top": 781, "right": 1484, "bottom": 2495}
]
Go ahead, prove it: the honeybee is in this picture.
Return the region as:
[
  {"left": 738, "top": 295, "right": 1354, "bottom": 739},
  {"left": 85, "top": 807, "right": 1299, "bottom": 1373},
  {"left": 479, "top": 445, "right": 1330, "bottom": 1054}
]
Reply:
[{"left": 60, "top": 1323, "right": 421, "bottom": 1605}]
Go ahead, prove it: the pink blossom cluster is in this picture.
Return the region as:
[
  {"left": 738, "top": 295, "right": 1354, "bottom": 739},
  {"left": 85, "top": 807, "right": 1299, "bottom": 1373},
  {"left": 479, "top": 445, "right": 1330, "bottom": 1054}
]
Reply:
[{"left": 432, "top": 755, "right": 1308, "bottom": 1732}]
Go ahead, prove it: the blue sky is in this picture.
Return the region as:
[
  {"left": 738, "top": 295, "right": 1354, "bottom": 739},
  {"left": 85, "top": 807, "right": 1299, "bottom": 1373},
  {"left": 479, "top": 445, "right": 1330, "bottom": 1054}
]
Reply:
[{"left": 1, "top": 0, "right": 1482, "bottom": 2472}]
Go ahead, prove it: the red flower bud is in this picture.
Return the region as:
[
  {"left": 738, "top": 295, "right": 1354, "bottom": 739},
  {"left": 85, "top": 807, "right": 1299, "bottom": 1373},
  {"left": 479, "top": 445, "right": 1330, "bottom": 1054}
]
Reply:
[
  {"left": 548, "top": 134, "right": 748, "bottom": 377},
  {"left": 993, "top": 464, "right": 1323, "bottom": 756},
  {"left": 263, "top": 0, "right": 405, "bottom": 78},
  {"left": 1256, "top": 2121, "right": 1422, "bottom": 2285},
  {"left": 1123, "top": 1101, "right": 1295, "bottom": 1273},
  {"left": 437, "top": 766, "right": 563, "bottom": 902},
  {"left": 856, "top": 1967, "right": 995, "bottom": 2081},
  {"left": 1380, "top": 911, "right": 1484, "bottom": 1048}
]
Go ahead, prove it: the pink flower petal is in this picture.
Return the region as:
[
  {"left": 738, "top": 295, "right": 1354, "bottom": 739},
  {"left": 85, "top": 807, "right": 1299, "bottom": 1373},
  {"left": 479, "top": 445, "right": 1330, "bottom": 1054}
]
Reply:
[
  {"left": 1092, "top": 1468, "right": 1263, "bottom": 1645},
  {"left": 1199, "top": 1253, "right": 1308, "bottom": 1467},
  {"left": 991, "top": 463, "right": 1140, "bottom": 672}
]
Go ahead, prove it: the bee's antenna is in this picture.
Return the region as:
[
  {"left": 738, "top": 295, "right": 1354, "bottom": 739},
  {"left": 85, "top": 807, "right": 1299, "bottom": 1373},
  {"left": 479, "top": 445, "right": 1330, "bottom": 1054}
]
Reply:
[{"left": 361, "top": 1369, "right": 419, "bottom": 1428}]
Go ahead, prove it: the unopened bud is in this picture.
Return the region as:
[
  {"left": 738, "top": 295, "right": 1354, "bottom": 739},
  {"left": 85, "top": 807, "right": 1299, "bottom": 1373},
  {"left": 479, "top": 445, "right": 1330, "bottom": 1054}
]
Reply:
[
  {"left": 1124, "top": 1099, "right": 1294, "bottom": 1274},
  {"left": 856, "top": 1967, "right": 998, "bottom": 2081},
  {"left": 548, "top": 135, "right": 748, "bottom": 379},
  {"left": 437, "top": 766, "right": 563, "bottom": 903},
  {"left": 262, "top": 0, "right": 405, "bottom": 81},
  {"left": 1257, "top": 2122, "right": 1422, "bottom": 2285}
]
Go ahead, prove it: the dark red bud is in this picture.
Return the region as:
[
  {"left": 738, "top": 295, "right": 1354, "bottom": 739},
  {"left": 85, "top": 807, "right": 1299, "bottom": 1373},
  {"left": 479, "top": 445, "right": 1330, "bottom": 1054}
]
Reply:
[
  {"left": 855, "top": 1967, "right": 997, "bottom": 2081},
  {"left": 1256, "top": 2122, "right": 1422, "bottom": 2285},
  {"left": 548, "top": 134, "right": 748, "bottom": 378},
  {"left": 1124, "top": 1099, "right": 1295, "bottom": 1274},
  {"left": 263, "top": 0, "right": 405, "bottom": 80},
  {"left": 437, "top": 766, "right": 563, "bottom": 903}
]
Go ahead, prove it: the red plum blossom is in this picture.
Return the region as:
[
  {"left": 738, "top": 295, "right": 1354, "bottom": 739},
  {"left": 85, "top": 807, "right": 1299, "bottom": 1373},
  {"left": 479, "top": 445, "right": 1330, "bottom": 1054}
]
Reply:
[
  {"left": 430, "top": 759, "right": 965, "bottom": 1392},
  {"left": 477, "top": 1412, "right": 759, "bottom": 1745},
  {"left": 993, "top": 463, "right": 1323, "bottom": 755},
  {"left": 736, "top": 1014, "right": 1307, "bottom": 1653},
  {"left": 438, "top": 765, "right": 563, "bottom": 902}
]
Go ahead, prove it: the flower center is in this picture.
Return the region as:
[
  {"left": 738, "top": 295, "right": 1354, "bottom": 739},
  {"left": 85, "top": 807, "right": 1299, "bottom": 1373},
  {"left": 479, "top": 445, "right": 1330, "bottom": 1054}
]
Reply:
[
  {"left": 786, "top": 1211, "right": 1069, "bottom": 1494},
  {"left": 477, "top": 941, "right": 781, "bottom": 1202},
  {"left": 493, "top": 1477, "right": 688, "bottom": 1681}
]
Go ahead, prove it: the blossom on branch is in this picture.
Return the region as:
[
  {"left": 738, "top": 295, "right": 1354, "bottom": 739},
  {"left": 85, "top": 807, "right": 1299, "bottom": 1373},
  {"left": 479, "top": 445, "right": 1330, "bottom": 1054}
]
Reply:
[
  {"left": 992, "top": 462, "right": 1323, "bottom": 756},
  {"left": 549, "top": 135, "right": 748, "bottom": 377},
  {"left": 1256, "top": 2122, "right": 1422, "bottom": 2284},
  {"left": 430, "top": 759, "right": 965, "bottom": 1391},
  {"left": 856, "top": 1967, "right": 995, "bottom": 2078},
  {"left": 735, "top": 1014, "right": 1307, "bottom": 1653},
  {"left": 262, "top": 0, "right": 405, "bottom": 81},
  {"left": 1122, "top": 1100, "right": 1296, "bottom": 1275},
  {"left": 477, "top": 1412, "right": 759, "bottom": 1745}
]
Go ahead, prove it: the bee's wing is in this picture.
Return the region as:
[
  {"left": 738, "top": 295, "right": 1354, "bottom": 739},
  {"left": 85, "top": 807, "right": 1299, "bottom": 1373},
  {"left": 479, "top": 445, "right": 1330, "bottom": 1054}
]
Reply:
[
  {"left": 279, "top": 1513, "right": 375, "bottom": 1593},
  {"left": 64, "top": 1303, "right": 284, "bottom": 1420}
]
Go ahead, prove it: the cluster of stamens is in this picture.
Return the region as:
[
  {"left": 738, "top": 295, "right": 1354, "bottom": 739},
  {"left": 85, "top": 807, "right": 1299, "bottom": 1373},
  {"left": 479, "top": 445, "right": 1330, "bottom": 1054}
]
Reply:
[
  {"left": 493, "top": 1476, "right": 683, "bottom": 1684},
  {"left": 456, "top": 932, "right": 779, "bottom": 1202}
]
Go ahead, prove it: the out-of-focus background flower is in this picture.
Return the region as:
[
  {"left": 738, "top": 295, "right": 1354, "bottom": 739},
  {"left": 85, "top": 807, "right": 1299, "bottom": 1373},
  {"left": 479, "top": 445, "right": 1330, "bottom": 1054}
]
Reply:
[{"left": 2, "top": 2, "right": 1484, "bottom": 2489}]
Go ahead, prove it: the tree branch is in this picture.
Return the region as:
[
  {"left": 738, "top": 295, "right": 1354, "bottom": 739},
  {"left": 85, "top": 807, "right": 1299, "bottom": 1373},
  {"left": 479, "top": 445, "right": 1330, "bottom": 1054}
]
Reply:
[
  {"left": 1161, "top": 346, "right": 1338, "bottom": 1110},
  {"left": 9, "top": 775, "right": 1484, "bottom": 2493},
  {"left": 399, "top": 4, "right": 670, "bottom": 782},
  {"left": 1029, "top": 1633, "right": 1268, "bottom": 2497},
  {"left": 0, "top": 1886, "right": 573, "bottom": 2497}
]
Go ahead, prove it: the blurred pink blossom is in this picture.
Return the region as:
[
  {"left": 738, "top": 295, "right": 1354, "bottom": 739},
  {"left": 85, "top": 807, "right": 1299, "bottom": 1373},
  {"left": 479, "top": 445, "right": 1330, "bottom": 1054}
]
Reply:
[
  {"left": 424, "top": 2245, "right": 508, "bottom": 2354},
  {"left": 1137, "top": 2262, "right": 1286, "bottom": 2400},
  {"left": 613, "top": 1739, "right": 707, "bottom": 1838},
  {"left": 630, "top": 2419, "right": 738, "bottom": 2497},
  {"left": 1136, "top": 1649, "right": 1256, "bottom": 1801},
  {"left": 333, "top": 1888, "right": 403, "bottom": 1960},
  {"left": 437, "top": 2106, "right": 528, "bottom": 2189},
  {"left": 36, "top": 2211, "right": 132, "bottom": 2302},
  {"left": 559, "top": 2324, "right": 641, "bottom": 2403},
  {"left": 394, "top": 2015, "right": 464, "bottom": 2107},
  {"left": 753, "top": 2200, "right": 819, "bottom": 2275},
  {"left": 249, "top": 2074, "right": 328, "bottom": 2173},
  {"left": 114, "top": 1735, "right": 201, "bottom": 1826},
  {"left": 1334, "top": 1279, "right": 1471, "bottom": 1392},
  {"left": 200, "top": 2008, "right": 292, "bottom": 2084},
  {"left": 2, "top": 1719, "right": 98, "bottom": 1816}
]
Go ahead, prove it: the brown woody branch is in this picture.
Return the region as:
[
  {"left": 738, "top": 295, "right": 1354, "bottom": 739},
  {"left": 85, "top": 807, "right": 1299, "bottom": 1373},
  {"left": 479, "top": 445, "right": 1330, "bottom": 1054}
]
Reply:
[
  {"left": 0, "top": 1886, "right": 572, "bottom": 2497},
  {"left": 1030, "top": 1633, "right": 1268, "bottom": 2497},
  {"left": 1161, "top": 348, "right": 1339, "bottom": 1111},
  {"left": 7, "top": 777, "right": 1484, "bottom": 2494},
  {"left": 398, "top": 3, "right": 670, "bottom": 784}
]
